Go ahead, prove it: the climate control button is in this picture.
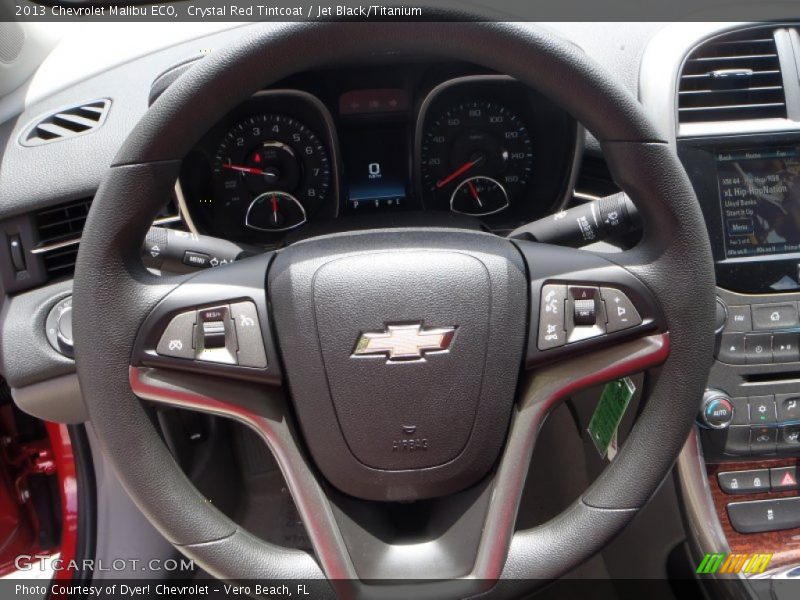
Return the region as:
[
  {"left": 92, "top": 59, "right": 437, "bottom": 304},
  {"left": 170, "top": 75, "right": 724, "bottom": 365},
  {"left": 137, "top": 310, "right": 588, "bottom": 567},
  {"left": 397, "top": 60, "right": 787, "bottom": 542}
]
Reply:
[{"left": 701, "top": 390, "right": 734, "bottom": 430}]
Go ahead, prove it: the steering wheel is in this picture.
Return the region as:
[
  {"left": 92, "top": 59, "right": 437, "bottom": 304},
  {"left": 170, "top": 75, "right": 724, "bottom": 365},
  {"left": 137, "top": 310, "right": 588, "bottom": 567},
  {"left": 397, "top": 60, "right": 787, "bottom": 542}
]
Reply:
[{"left": 72, "top": 21, "right": 715, "bottom": 598}]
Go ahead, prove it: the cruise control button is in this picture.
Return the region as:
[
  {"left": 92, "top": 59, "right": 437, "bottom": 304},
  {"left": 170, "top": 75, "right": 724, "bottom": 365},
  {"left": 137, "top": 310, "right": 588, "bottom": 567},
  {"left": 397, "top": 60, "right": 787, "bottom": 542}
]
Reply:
[
  {"left": 600, "top": 287, "right": 641, "bottom": 333},
  {"left": 231, "top": 301, "right": 267, "bottom": 368},
  {"left": 745, "top": 333, "right": 773, "bottom": 364},
  {"left": 772, "top": 332, "right": 800, "bottom": 363},
  {"left": 726, "top": 305, "right": 752, "bottom": 332},
  {"left": 538, "top": 284, "right": 567, "bottom": 350},
  {"left": 727, "top": 497, "right": 800, "bottom": 533},
  {"left": 196, "top": 306, "right": 237, "bottom": 365},
  {"left": 770, "top": 467, "right": 800, "bottom": 491},
  {"left": 752, "top": 303, "right": 800, "bottom": 331},
  {"left": 776, "top": 394, "right": 800, "bottom": 423},
  {"left": 748, "top": 396, "right": 776, "bottom": 425},
  {"left": 717, "top": 333, "right": 746, "bottom": 365},
  {"left": 718, "top": 469, "right": 769, "bottom": 494},
  {"left": 156, "top": 311, "right": 196, "bottom": 359}
]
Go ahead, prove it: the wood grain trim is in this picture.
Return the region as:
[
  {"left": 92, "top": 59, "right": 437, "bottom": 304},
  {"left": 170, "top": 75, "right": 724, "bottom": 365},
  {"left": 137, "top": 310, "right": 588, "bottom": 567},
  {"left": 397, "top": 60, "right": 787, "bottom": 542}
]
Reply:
[{"left": 708, "top": 458, "right": 800, "bottom": 573}]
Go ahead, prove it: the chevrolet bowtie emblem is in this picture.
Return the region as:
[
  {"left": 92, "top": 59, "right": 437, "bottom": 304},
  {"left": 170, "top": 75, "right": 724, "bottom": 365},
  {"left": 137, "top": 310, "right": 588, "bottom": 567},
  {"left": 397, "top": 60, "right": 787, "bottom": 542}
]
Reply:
[{"left": 353, "top": 324, "right": 456, "bottom": 360}]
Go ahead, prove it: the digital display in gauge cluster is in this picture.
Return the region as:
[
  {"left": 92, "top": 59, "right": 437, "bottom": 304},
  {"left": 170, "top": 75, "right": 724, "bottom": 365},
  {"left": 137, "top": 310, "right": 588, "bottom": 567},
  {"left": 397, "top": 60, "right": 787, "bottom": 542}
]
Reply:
[{"left": 342, "top": 127, "right": 408, "bottom": 211}]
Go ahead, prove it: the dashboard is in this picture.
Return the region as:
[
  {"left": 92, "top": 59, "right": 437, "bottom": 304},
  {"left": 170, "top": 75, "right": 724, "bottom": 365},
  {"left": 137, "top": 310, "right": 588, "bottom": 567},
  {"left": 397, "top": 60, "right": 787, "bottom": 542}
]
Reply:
[{"left": 176, "top": 63, "right": 579, "bottom": 244}]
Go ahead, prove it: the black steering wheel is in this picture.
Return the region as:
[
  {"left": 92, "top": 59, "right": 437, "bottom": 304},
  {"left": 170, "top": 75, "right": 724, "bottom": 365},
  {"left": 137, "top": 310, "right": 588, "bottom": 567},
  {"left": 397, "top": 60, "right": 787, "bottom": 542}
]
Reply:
[{"left": 72, "top": 21, "right": 715, "bottom": 598}]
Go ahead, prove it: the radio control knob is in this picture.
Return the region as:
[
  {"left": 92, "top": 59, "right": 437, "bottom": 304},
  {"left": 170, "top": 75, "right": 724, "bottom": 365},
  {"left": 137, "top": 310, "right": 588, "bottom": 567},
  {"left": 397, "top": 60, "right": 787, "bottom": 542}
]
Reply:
[{"left": 700, "top": 389, "right": 734, "bottom": 430}]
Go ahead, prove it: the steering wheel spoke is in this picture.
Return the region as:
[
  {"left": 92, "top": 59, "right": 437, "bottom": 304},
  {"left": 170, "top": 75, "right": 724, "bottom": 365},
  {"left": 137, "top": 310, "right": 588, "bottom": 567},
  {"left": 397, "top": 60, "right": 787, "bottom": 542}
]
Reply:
[
  {"left": 515, "top": 241, "right": 668, "bottom": 369},
  {"left": 131, "top": 255, "right": 281, "bottom": 387}
]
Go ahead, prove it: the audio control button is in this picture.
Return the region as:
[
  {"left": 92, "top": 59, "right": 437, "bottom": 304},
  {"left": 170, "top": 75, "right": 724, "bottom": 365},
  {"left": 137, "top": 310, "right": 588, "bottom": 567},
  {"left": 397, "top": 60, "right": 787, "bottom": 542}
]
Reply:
[
  {"left": 726, "top": 305, "right": 752, "bottom": 332},
  {"left": 717, "top": 333, "right": 746, "bottom": 365},
  {"left": 745, "top": 333, "right": 773, "bottom": 364},
  {"left": 752, "top": 303, "right": 800, "bottom": 331}
]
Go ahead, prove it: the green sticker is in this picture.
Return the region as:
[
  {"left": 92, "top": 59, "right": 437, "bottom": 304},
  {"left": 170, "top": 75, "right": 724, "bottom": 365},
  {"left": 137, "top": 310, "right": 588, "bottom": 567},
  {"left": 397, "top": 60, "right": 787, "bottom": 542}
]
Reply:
[{"left": 587, "top": 377, "right": 636, "bottom": 459}]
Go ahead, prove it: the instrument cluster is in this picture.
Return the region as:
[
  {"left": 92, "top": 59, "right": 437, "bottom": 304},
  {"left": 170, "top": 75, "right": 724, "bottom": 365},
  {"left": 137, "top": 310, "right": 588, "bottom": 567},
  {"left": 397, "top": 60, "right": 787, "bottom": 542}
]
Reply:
[{"left": 178, "top": 66, "right": 580, "bottom": 244}]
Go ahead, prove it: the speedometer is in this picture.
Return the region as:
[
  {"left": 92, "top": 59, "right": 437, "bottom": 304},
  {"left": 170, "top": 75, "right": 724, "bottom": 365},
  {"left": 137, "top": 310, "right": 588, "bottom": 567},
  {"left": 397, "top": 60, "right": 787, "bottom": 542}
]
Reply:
[
  {"left": 419, "top": 101, "right": 533, "bottom": 215},
  {"left": 213, "top": 114, "right": 332, "bottom": 232}
]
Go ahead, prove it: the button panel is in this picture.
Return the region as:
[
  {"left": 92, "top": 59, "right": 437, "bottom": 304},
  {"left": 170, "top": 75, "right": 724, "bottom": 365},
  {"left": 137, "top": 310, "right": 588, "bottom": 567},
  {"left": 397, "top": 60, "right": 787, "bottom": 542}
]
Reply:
[
  {"left": 716, "top": 298, "right": 800, "bottom": 364},
  {"left": 718, "top": 395, "right": 800, "bottom": 456},
  {"left": 537, "top": 283, "right": 642, "bottom": 351},
  {"left": 156, "top": 301, "right": 267, "bottom": 368}
]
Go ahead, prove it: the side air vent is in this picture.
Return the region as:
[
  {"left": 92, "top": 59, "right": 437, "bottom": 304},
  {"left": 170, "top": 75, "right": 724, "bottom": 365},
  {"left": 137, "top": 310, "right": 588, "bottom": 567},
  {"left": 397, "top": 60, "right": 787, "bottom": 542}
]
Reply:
[
  {"left": 33, "top": 198, "right": 92, "bottom": 279},
  {"left": 679, "top": 29, "right": 786, "bottom": 123},
  {"left": 21, "top": 99, "right": 111, "bottom": 147},
  {"left": 30, "top": 195, "right": 181, "bottom": 281}
]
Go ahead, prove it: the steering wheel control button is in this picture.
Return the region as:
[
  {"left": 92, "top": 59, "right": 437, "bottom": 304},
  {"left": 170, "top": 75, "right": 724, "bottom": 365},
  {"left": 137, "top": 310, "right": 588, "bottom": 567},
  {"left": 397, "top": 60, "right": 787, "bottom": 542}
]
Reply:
[
  {"left": 599, "top": 287, "right": 641, "bottom": 333},
  {"left": 196, "top": 306, "right": 237, "bottom": 365},
  {"left": 230, "top": 301, "right": 267, "bottom": 368},
  {"left": 565, "top": 286, "right": 606, "bottom": 343},
  {"left": 770, "top": 467, "right": 800, "bottom": 491},
  {"left": 748, "top": 396, "right": 777, "bottom": 425},
  {"left": 717, "top": 333, "right": 746, "bottom": 364},
  {"left": 700, "top": 391, "right": 734, "bottom": 429},
  {"left": 201, "top": 321, "right": 227, "bottom": 349},
  {"left": 727, "top": 497, "right": 800, "bottom": 533},
  {"left": 745, "top": 333, "right": 773, "bottom": 364},
  {"left": 752, "top": 302, "right": 800, "bottom": 331},
  {"left": 156, "top": 311, "right": 196, "bottom": 359},
  {"left": 777, "top": 394, "right": 800, "bottom": 422},
  {"left": 750, "top": 426, "right": 777, "bottom": 454},
  {"left": 45, "top": 296, "right": 75, "bottom": 357},
  {"left": 573, "top": 299, "right": 596, "bottom": 326},
  {"left": 725, "top": 305, "right": 752, "bottom": 332},
  {"left": 538, "top": 284, "right": 567, "bottom": 350},
  {"left": 718, "top": 469, "right": 770, "bottom": 494}
]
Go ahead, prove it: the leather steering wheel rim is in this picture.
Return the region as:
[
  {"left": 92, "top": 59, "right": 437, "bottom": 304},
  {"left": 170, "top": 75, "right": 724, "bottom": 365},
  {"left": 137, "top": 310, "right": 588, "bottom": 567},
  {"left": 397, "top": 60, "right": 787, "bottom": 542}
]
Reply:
[{"left": 73, "top": 20, "right": 716, "bottom": 595}]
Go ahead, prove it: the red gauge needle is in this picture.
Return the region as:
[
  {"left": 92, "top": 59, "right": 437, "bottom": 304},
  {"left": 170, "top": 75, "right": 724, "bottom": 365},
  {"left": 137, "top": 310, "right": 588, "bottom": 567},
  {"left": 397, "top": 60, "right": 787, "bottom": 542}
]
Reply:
[
  {"left": 222, "top": 163, "right": 268, "bottom": 176},
  {"left": 270, "top": 194, "right": 279, "bottom": 220},
  {"left": 435, "top": 156, "right": 484, "bottom": 189},
  {"left": 467, "top": 180, "right": 483, "bottom": 208}
]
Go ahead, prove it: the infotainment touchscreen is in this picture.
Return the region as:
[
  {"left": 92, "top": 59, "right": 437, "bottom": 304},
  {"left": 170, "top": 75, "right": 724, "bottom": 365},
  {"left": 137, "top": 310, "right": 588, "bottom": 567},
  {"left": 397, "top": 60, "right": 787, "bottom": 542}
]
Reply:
[{"left": 716, "top": 147, "right": 800, "bottom": 259}]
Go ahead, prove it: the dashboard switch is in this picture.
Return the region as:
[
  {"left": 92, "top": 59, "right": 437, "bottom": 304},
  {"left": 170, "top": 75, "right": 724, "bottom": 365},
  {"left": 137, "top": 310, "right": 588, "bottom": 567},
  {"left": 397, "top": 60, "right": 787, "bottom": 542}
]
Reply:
[
  {"left": 770, "top": 467, "right": 800, "bottom": 491},
  {"left": 8, "top": 235, "right": 25, "bottom": 272},
  {"left": 772, "top": 332, "right": 800, "bottom": 363},
  {"left": 717, "top": 333, "right": 746, "bottom": 364},
  {"left": 700, "top": 390, "right": 734, "bottom": 429},
  {"left": 748, "top": 396, "right": 776, "bottom": 425},
  {"left": 725, "top": 305, "right": 752, "bottom": 332},
  {"left": 752, "top": 303, "right": 800, "bottom": 331},
  {"left": 727, "top": 497, "right": 800, "bottom": 533},
  {"left": 718, "top": 469, "right": 769, "bottom": 494},
  {"left": 600, "top": 287, "right": 641, "bottom": 333},
  {"left": 776, "top": 394, "right": 800, "bottom": 422},
  {"left": 157, "top": 311, "right": 196, "bottom": 359},
  {"left": 745, "top": 333, "right": 772, "bottom": 364}
]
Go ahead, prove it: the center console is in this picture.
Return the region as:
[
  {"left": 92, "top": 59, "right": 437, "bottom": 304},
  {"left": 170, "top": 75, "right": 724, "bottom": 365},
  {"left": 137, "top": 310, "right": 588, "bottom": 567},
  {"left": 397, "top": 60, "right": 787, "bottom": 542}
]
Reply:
[{"left": 679, "top": 133, "right": 800, "bottom": 561}]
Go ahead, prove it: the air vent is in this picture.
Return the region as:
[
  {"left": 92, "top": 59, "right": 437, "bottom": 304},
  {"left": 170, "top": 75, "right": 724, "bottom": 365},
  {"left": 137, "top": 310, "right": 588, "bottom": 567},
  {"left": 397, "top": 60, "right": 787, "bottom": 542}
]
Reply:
[
  {"left": 33, "top": 198, "right": 91, "bottom": 279},
  {"left": 30, "top": 195, "right": 183, "bottom": 281},
  {"left": 21, "top": 99, "right": 111, "bottom": 147},
  {"left": 679, "top": 29, "right": 786, "bottom": 123}
]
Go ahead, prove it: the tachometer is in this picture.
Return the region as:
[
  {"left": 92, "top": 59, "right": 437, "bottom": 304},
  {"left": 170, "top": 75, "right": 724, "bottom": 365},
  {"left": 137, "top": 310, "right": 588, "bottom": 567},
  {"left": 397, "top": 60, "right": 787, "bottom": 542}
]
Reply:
[
  {"left": 213, "top": 114, "right": 331, "bottom": 232},
  {"left": 419, "top": 101, "right": 533, "bottom": 215}
]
